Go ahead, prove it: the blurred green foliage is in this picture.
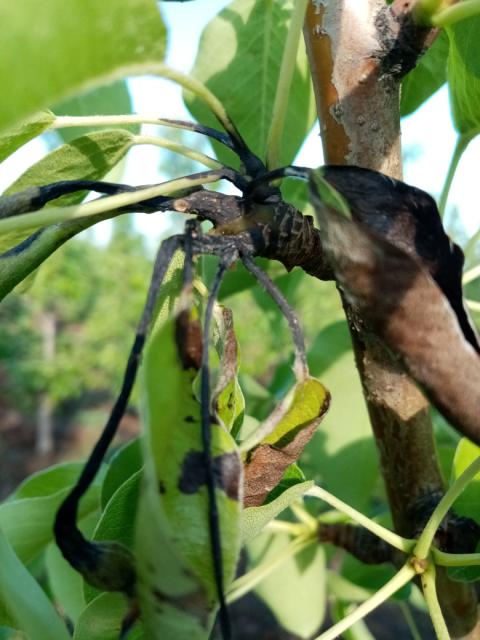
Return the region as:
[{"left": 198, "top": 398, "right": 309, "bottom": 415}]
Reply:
[{"left": 0, "top": 217, "right": 151, "bottom": 414}]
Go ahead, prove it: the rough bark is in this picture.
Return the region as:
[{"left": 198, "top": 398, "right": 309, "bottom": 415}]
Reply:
[{"left": 303, "top": 1, "right": 479, "bottom": 636}]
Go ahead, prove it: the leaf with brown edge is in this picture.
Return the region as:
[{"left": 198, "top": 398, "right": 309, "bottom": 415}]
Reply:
[
  {"left": 211, "top": 305, "right": 245, "bottom": 436},
  {"left": 243, "top": 378, "right": 330, "bottom": 507},
  {"left": 310, "top": 170, "right": 480, "bottom": 446}
]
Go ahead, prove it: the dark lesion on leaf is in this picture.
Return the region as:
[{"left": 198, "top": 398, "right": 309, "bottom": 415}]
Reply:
[
  {"left": 175, "top": 309, "right": 203, "bottom": 370},
  {"left": 178, "top": 450, "right": 241, "bottom": 501},
  {"left": 152, "top": 587, "right": 210, "bottom": 629}
]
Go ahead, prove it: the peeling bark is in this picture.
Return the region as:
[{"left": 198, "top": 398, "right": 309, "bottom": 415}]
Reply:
[
  {"left": 303, "top": 1, "right": 479, "bottom": 635},
  {"left": 304, "top": 0, "right": 402, "bottom": 175}
]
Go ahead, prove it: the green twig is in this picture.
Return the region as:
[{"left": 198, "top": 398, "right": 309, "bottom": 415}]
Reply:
[
  {"left": 153, "top": 65, "right": 241, "bottom": 142},
  {"left": 266, "top": 0, "right": 308, "bottom": 169},
  {"left": 290, "top": 500, "right": 319, "bottom": 531},
  {"left": 432, "top": 0, "right": 480, "bottom": 26},
  {"left": 0, "top": 174, "right": 221, "bottom": 234},
  {"left": 464, "top": 226, "right": 480, "bottom": 262},
  {"left": 53, "top": 114, "right": 167, "bottom": 129},
  {"left": 307, "top": 486, "right": 414, "bottom": 553},
  {"left": 226, "top": 534, "right": 313, "bottom": 603},
  {"left": 263, "top": 520, "right": 307, "bottom": 536},
  {"left": 133, "top": 135, "right": 223, "bottom": 169},
  {"left": 414, "top": 455, "right": 480, "bottom": 559},
  {"left": 413, "top": 0, "right": 444, "bottom": 24},
  {"left": 462, "top": 264, "right": 480, "bottom": 285},
  {"left": 433, "top": 548, "right": 480, "bottom": 567},
  {"left": 62, "top": 63, "right": 241, "bottom": 142},
  {"left": 466, "top": 299, "right": 480, "bottom": 312},
  {"left": 438, "top": 134, "right": 472, "bottom": 217},
  {"left": 314, "top": 563, "right": 416, "bottom": 640},
  {"left": 421, "top": 563, "right": 450, "bottom": 640}
]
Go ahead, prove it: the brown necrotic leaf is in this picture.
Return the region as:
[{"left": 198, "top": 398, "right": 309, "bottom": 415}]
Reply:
[
  {"left": 321, "top": 165, "right": 479, "bottom": 353},
  {"left": 310, "top": 169, "right": 480, "bottom": 445},
  {"left": 243, "top": 378, "right": 330, "bottom": 507}
]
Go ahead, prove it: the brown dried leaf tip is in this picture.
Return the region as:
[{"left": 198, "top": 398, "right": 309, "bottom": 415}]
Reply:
[{"left": 310, "top": 167, "right": 480, "bottom": 445}]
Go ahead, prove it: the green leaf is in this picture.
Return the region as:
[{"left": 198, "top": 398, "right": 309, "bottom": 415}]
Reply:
[
  {"left": 45, "top": 543, "right": 85, "bottom": 624},
  {"left": 241, "top": 481, "right": 314, "bottom": 544},
  {"left": 299, "top": 323, "right": 377, "bottom": 512},
  {"left": 327, "top": 570, "right": 372, "bottom": 603},
  {"left": 449, "top": 438, "right": 480, "bottom": 519},
  {"left": 0, "top": 111, "right": 54, "bottom": 163},
  {"left": 248, "top": 532, "right": 326, "bottom": 639},
  {"left": 0, "top": 129, "right": 135, "bottom": 297},
  {"left": 73, "top": 593, "right": 129, "bottom": 640},
  {"left": 85, "top": 471, "right": 142, "bottom": 603},
  {"left": 4, "top": 129, "right": 135, "bottom": 201},
  {"left": 101, "top": 438, "right": 143, "bottom": 509},
  {"left": 0, "top": 529, "right": 70, "bottom": 640},
  {"left": 186, "top": 0, "right": 315, "bottom": 166},
  {"left": 445, "top": 441, "right": 480, "bottom": 583},
  {"left": 265, "top": 462, "right": 306, "bottom": 502},
  {"left": 53, "top": 81, "right": 137, "bottom": 143},
  {"left": 447, "top": 17, "right": 480, "bottom": 134},
  {"left": 142, "top": 311, "right": 242, "bottom": 596},
  {"left": 0, "top": 466, "right": 103, "bottom": 564},
  {"left": 212, "top": 305, "right": 245, "bottom": 435},
  {"left": 242, "top": 377, "right": 330, "bottom": 507},
  {"left": 400, "top": 31, "right": 449, "bottom": 117},
  {"left": 310, "top": 169, "right": 352, "bottom": 218},
  {"left": 135, "top": 256, "right": 242, "bottom": 638},
  {"left": 0, "top": 0, "right": 166, "bottom": 134},
  {"left": 261, "top": 378, "right": 329, "bottom": 447},
  {"left": 11, "top": 462, "right": 86, "bottom": 499}
]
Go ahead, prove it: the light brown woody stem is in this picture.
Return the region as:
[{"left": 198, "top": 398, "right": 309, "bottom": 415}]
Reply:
[{"left": 303, "top": 1, "right": 479, "bottom": 635}]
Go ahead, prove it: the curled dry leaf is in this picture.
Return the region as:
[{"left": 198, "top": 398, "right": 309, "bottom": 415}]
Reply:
[
  {"left": 211, "top": 306, "right": 245, "bottom": 433},
  {"left": 243, "top": 378, "right": 330, "bottom": 507},
  {"left": 310, "top": 168, "right": 480, "bottom": 445}
]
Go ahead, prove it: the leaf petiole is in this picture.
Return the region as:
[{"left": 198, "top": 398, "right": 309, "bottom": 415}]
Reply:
[
  {"left": 226, "top": 534, "right": 314, "bottom": 604},
  {"left": 421, "top": 563, "right": 450, "bottom": 640},
  {"left": 414, "top": 455, "right": 480, "bottom": 559},
  {"left": 314, "top": 563, "right": 416, "bottom": 640},
  {"left": 0, "top": 173, "right": 222, "bottom": 234},
  {"left": 462, "top": 264, "right": 480, "bottom": 285},
  {"left": 432, "top": 0, "right": 480, "bottom": 26},
  {"left": 307, "top": 485, "right": 414, "bottom": 553},
  {"left": 134, "top": 134, "right": 223, "bottom": 169},
  {"left": 433, "top": 548, "right": 480, "bottom": 567},
  {"left": 438, "top": 133, "right": 474, "bottom": 217},
  {"left": 266, "top": 0, "right": 309, "bottom": 169}
]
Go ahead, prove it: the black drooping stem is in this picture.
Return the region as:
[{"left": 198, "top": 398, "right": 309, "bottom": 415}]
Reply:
[
  {"left": 54, "top": 235, "right": 180, "bottom": 585},
  {"left": 242, "top": 254, "right": 308, "bottom": 378},
  {"left": 200, "top": 253, "right": 236, "bottom": 640}
]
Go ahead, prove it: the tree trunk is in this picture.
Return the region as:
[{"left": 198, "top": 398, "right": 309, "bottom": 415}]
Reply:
[
  {"left": 303, "top": 1, "right": 480, "bottom": 636},
  {"left": 36, "top": 311, "right": 56, "bottom": 455}
]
